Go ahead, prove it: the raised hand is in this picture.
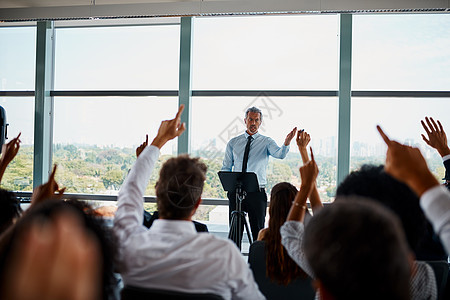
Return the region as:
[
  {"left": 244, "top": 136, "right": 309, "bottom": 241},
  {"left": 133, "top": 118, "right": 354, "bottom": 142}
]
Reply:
[
  {"left": 151, "top": 105, "right": 186, "bottom": 149},
  {"left": 377, "top": 125, "right": 439, "bottom": 196},
  {"left": 0, "top": 133, "right": 21, "bottom": 183},
  {"left": 284, "top": 127, "right": 297, "bottom": 146},
  {"left": 421, "top": 117, "right": 450, "bottom": 157},
  {"left": 136, "top": 134, "right": 148, "bottom": 158},
  {"left": 296, "top": 129, "right": 311, "bottom": 163},
  {"left": 31, "top": 165, "right": 66, "bottom": 206},
  {"left": 299, "top": 147, "right": 319, "bottom": 195}
]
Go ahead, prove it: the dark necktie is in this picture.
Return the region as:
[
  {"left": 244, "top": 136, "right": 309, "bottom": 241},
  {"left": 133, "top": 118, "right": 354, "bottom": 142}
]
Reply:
[{"left": 242, "top": 135, "right": 253, "bottom": 173}]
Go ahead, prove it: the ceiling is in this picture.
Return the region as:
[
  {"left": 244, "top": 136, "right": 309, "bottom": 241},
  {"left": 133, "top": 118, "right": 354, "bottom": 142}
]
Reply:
[{"left": 0, "top": 0, "right": 449, "bottom": 21}]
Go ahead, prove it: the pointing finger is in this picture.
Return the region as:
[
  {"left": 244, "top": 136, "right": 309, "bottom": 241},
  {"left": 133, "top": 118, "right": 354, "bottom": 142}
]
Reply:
[
  {"left": 377, "top": 125, "right": 392, "bottom": 146},
  {"left": 175, "top": 104, "right": 185, "bottom": 120}
]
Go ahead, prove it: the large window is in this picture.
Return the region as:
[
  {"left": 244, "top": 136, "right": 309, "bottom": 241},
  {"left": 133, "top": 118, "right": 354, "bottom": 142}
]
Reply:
[
  {"left": 0, "top": 26, "right": 36, "bottom": 90},
  {"left": 350, "top": 98, "right": 450, "bottom": 180},
  {"left": 191, "top": 96, "right": 338, "bottom": 202},
  {"left": 192, "top": 15, "right": 339, "bottom": 90},
  {"left": 53, "top": 97, "right": 178, "bottom": 195},
  {"left": 353, "top": 14, "right": 450, "bottom": 91},
  {"left": 54, "top": 25, "right": 180, "bottom": 90},
  {"left": 0, "top": 97, "right": 34, "bottom": 191}
]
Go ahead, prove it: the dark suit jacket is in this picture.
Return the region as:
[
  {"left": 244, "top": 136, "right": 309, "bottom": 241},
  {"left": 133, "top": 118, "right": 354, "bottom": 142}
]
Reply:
[
  {"left": 444, "top": 158, "right": 450, "bottom": 181},
  {"left": 143, "top": 211, "right": 209, "bottom": 233}
]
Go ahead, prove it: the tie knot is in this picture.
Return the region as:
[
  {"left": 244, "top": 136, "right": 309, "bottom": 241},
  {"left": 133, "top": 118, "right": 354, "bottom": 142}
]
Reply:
[{"left": 247, "top": 136, "right": 253, "bottom": 141}]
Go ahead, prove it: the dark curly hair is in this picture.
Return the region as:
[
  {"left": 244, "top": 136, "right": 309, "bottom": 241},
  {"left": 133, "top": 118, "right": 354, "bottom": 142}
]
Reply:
[{"left": 336, "top": 164, "right": 426, "bottom": 253}]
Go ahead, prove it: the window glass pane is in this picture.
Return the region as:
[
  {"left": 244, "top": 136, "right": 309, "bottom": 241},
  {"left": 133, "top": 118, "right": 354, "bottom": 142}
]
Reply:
[
  {"left": 0, "top": 26, "right": 36, "bottom": 90},
  {"left": 193, "top": 15, "right": 339, "bottom": 90},
  {"left": 350, "top": 98, "right": 450, "bottom": 182},
  {"left": 353, "top": 14, "right": 450, "bottom": 91},
  {"left": 191, "top": 96, "right": 338, "bottom": 202},
  {"left": 53, "top": 97, "right": 178, "bottom": 195},
  {"left": 0, "top": 97, "right": 34, "bottom": 191},
  {"left": 54, "top": 25, "right": 180, "bottom": 90}
]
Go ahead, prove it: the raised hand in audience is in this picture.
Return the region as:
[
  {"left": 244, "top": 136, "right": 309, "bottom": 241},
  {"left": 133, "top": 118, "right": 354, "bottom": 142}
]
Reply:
[
  {"left": 136, "top": 134, "right": 148, "bottom": 158},
  {"left": 296, "top": 129, "right": 323, "bottom": 212},
  {"left": 1, "top": 210, "right": 101, "bottom": 300},
  {"left": 151, "top": 105, "right": 186, "bottom": 149},
  {"left": 287, "top": 148, "right": 319, "bottom": 222},
  {"left": 31, "top": 165, "right": 66, "bottom": 206},
  {"left": 421, "top": 117, "right": 450, "bottom": 157},
  {"left": 377, "top": 125, "right": 439, "bottom": 196},
  {"left": 0, "top": 133, "right": 21, "bottom": 184}
]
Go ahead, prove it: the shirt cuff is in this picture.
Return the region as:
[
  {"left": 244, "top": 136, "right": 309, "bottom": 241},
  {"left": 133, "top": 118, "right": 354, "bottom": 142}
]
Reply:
[
  {"left": 442, "top": 154, "right": 450, "bottom": 162},
  {"left": 421, "top": 185, "right": 450, "bottom": 230}
]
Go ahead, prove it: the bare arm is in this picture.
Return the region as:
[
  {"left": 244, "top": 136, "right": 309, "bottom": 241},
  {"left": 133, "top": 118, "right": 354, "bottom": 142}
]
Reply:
[
  {"left": 0, "top": 133, "right": 21, "bottom": 184},
  {"left": 287, "top": 148, "right": 318, "bottom": 222},
  {"left": 296, "top": 130, "right": 323, "bottom": 213}
]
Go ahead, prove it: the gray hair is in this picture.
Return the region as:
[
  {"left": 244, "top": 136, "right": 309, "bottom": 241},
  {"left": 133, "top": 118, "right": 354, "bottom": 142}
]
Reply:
[{"left": 245, "top": 106, "right": 262, "bottom": 121}]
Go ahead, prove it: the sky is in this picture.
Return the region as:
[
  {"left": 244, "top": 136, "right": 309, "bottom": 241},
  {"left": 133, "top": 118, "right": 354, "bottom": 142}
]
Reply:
[{"left": 0, "top": 14, "right": 450, "bottom": 156}]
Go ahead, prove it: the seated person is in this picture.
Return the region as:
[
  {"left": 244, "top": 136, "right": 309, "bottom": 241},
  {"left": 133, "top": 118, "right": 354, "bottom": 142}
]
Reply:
[
  {"left": 303, "top": 199, "right": 411, "bottom": 300},
  {"left": 280, "top": 149, "right": 436, "bottom": 300},
  {"left": 136, "top": 135, "right": 208, "bottom": 233},
  {"left": 113, "top": 105, "right": 264, "bottom": 300},
  {"left": 377, "top": 125, "right": 450, "bottom": 255},
  {"left": 0, "top": 199, "right": 116, "bottom": 300},
  {"left": 249, "top": 182, "right": 314, "bottom": 300},
  {"left": 336, "top": 164, "right": 446, "bottom": 263}
]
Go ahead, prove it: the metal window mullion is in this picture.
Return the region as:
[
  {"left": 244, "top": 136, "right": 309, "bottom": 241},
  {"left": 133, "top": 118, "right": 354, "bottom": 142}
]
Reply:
[
  {"left": 33, "top": 21, "right": 55, "bottom": 188},
  {"left": 337, "top": 14, "right": 352, "bottom": 186},
  {"left": 178, "top": 17, "right": 193, "bottom": 155}
]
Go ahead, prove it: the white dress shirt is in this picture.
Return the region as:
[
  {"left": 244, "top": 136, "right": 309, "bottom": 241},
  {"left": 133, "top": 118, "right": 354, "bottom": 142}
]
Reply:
[
  {"left": 222, "top": 132, "right": 289, "bottom": 187},
  {"left": 421, "top": 185, "right": 450, "bottom": 255},
  {"left": 113, "top": 145, "right": 265, "bottom": 300}
]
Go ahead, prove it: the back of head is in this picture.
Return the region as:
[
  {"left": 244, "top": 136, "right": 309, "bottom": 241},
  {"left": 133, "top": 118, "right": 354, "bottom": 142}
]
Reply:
[
  {"left": 304, "top": 199, "right": 411, "bottom": 300},
  {"left": 156, "top": 155, "right": 207, "bottom": 220},
  {"left": 336, "top": 164, "right": 426, "bottom": 252},
  {"left": 0, "top": 189, "right": 22, "bottom": 234},
  {"left": 264, "top": 182, "right": 306, "bottom": 285},
  {"left": 0, "top": 199, "right": 116, "bottom": 300}
]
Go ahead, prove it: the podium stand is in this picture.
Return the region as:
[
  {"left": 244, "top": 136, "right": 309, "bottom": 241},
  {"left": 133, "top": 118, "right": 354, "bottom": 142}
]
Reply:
[{"left": 218, "top": 171, "right": 259, "bottom": 250}]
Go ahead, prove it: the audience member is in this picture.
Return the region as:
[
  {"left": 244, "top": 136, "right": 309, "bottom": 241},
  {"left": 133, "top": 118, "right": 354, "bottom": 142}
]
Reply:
[
  {"left": 304, "top": 199, "right": 411, "bottom": 300},
  {"left": 0, "top": 199, "right": 116, "bottom": 300},
  {"left": 281, "top": 147, "right": 435, "bottom": 300},
  {"left": 421, "top": 116, "right": 450, "bottom": 190},
  {"left": 378, "top": 125, "right": 450, "bottom": 255},
  {"left": 256, "top": 182, "right": 309, "bottom": 284},
  {"left": 113, "top": 105, "right": 264, "bottom": 299},
  {"left": 136, "top": 135, "right": 209, "bottom": 233},
  {"left": 336, "top": 164, "right": 446, "bottom": 260}
]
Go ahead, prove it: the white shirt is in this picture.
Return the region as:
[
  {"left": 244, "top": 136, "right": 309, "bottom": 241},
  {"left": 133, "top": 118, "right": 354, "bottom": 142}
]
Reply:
[
  {"left": 113, "top": 145, "right": 265, "bottom": 300},
  {"left": 421, "top": 185, "right": 450, "bottom": 255}
]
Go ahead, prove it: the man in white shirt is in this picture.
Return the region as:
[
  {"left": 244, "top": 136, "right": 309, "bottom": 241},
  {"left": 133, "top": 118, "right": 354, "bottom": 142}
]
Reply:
[{"left": 113, "top": 105, "right": 265, "bottom": 300}]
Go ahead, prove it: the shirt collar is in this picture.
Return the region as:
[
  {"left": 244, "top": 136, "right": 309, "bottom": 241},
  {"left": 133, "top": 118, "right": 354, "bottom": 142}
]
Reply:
[
  {"left": 150, "top": 219, "right": 197, "bottom": 235},
  {"left": 244, "top": 131, "right": 260, "bottom": 139}
]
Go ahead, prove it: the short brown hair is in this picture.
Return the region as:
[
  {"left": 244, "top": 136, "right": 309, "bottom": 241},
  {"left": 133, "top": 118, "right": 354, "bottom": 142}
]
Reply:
[{"left": 156, "top": 155, "right": 207, "bottom": 220}]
